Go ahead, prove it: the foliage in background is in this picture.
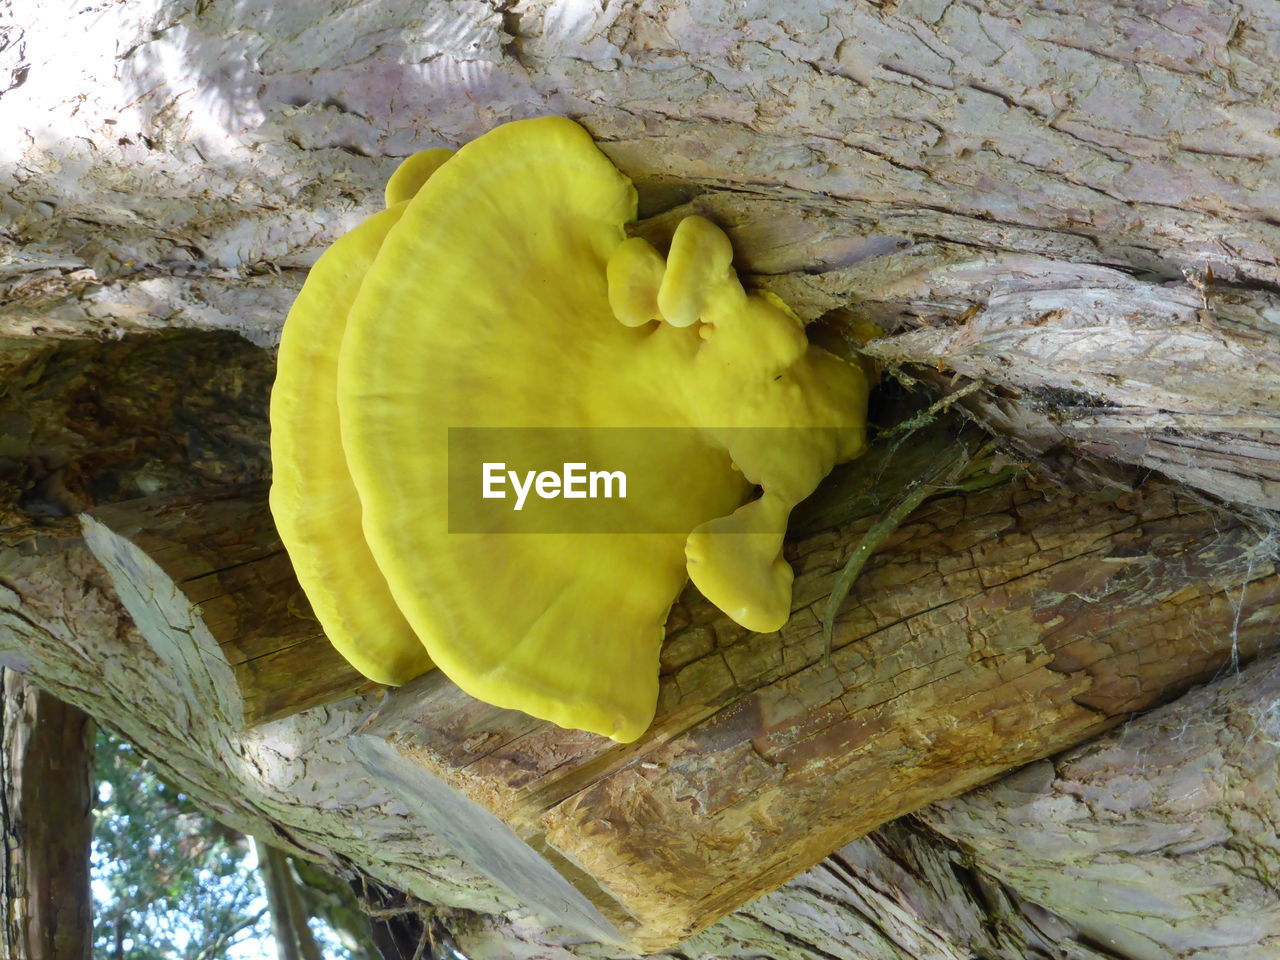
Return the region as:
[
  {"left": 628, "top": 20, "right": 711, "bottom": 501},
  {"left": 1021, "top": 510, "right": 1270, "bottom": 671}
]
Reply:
[
  {"left": 92, "top": 726, "right": 386, "bottom": 959},
  {"left": 92, "top": 728, "right": 271, "bottom": 959}
]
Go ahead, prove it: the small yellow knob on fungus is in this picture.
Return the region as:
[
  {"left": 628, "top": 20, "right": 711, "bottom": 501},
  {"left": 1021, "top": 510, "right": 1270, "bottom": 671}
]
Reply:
[
  {"left": 657, "top": 214, "right": 740, "bottom": 328},
  {"left": 607, "top": 237, "right": 667, "bottom": 328},
  {"left": 271, "top": 117, "right": 871, "bottom": 742}
]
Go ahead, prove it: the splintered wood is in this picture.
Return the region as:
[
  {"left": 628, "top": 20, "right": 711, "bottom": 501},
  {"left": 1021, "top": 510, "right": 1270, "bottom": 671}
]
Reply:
[
  {"left": 350, "top": 478, "right": 1278, "bottom": 950},
  {"left": 80, "top": 487, "right": 375, "bottom": 726}
]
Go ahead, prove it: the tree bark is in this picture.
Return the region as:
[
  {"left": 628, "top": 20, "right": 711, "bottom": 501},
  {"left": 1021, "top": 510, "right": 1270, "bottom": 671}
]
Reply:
[
  {"left": 16, "top": 393, "right": 1272, "bottom": 948},
  {"left": 1, "top": 669, "right": 94, "bottom": 960},
  {"left": 0, "top": 529, "right": 507, "bottom": 917},
  {"left": 0, "top": 330, "right": 272, "bottom": 527},
  {"left": 920, "top": 653, "right": 1280, "bottom": 960},
  {"left": 259, "top": 840, "right": 324, "bottom": 960},
  {"left": 260, "top": 841, "right": 303, "bottom": 960},
  {"left": 290, "top": 859, "right": 383, "bottom": 960},
  {"left": 4, "top": 0, "right": 1280, "bottom": 956}
]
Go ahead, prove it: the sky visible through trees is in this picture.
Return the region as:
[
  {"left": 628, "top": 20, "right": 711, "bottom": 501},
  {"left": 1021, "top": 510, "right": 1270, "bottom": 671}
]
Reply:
[{"left": 92, "top": 728, "right": 354, "bottom": 960}]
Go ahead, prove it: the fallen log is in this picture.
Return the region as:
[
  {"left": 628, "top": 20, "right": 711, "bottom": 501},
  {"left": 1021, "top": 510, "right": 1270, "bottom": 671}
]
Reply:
[
  {"left": 354, "top": 472, "right": 1279, "bottom": 950},
  {"left": 3, "top": 323, "right": 1276, "bottom": 949},
  {"left": 4, "top": 464, "right": 1276, "bottom": 953}
]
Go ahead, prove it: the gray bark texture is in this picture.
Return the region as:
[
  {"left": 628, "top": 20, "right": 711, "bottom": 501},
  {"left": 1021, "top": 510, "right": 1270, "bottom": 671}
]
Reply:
[
  {"left": 2, "top": 0, "right": 1280, "bottom": 957},
  {"left": 922, "top": 655, "right": 1280, "bottom": 960},
  {"left": 3, "top": 0, "right": 1279, "bottom": 509}
]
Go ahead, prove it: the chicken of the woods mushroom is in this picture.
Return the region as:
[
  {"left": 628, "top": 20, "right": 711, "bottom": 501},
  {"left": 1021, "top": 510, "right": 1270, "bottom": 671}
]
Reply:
[{"left": 270, "top": 116, "right": 872, "bottom": 743}]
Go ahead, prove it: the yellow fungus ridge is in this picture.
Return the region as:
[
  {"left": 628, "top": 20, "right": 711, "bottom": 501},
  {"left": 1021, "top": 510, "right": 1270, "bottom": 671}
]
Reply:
[{"left": 269, "top": 148, "right": 454, "bottom": 686}]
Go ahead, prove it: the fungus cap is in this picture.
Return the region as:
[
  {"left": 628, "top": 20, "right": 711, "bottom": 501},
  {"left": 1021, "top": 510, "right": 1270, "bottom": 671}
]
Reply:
[
  {"left": 339, "top": 117, "right": 733, "bottom": 741},
  {"left": 269, "top": 148, "right": 454, "bottom": 685},
  {"left": 299, "top": 117, "right": 870, "bottom": 741}
]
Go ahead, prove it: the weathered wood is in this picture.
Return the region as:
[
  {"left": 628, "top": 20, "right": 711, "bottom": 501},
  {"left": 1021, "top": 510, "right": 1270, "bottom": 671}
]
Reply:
[
  {"left": 0, "top": 331, "right": 323, "bottom": 723},
  {"left": 855, "top": 264, "right": 1280, "bottom": 511},
  {"left": 923, "top": 653, "right": 1280, "bottom": 960},
  {"left": 448, "top": 816, "right": 1124, "bottom": 960},
  {"left": 354, "top": 475, "right": 1280, "bottom": 951},
  {"left": 9, "top": 0, "right": 1280, "bottom": 333},
  {"left": 0, "top": 531, "right": 508, "bottom": 922},
  {"left": 80, "top": 487, "right": 377, "bottom": 726},
  {"left": 4, "top": 481, "right": 1277, "bottom": 958},
  {"left": 1, "top": 668, "right": 94, "bottom": 960}
]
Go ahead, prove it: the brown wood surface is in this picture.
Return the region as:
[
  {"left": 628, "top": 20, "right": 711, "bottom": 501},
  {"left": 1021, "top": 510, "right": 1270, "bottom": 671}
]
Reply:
[
  {"left": 1, "top": 669, "right": 94, "bottom": 960},
  {"left": 0, "top": 331, "right": 272, "bottom": 528},
  {"left": 80, "top": 487, "right": 377, "bottom": 726},
  {"left": 355, "top": 476, "right": 1279, "bottom": 951}
]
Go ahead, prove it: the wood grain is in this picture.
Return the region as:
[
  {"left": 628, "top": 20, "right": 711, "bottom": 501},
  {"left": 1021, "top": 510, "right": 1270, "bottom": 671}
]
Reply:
[
  {"left": 80, "top": 487, "right": 377, "bottom": 726},
  {"left": 357, "top": 477, "right": 1279, "bottom": 950}
]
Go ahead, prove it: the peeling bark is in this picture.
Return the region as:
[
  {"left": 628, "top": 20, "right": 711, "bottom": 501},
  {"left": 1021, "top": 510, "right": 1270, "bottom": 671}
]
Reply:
[
  {"left": 0, "top": 532, "right": 506, "bottom": 919},
  {"left": 858, "top": 263, "right": 1280, "bottom": 510}
]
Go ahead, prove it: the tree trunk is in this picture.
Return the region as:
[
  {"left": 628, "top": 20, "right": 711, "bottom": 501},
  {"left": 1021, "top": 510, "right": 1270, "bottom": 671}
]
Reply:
[
  {"left": 61, "top": 408, "right": 1278, "bottom": 948},
  {"left": 4, "top": 0, "right": 1280, "bottom": 956},
  {"left": 259, "top": 840, "right": 324, "bottom": 960},
  {"left": 4, "top": 481, "right": 1279, "bottom": 957},
  {"left": 290, "top": 859, "right": 383, "bottom": 960},
  {"left": 260, "top": 841, "right": 303, "bottom": 960},
  {"left": 1, "top": 669, "right": 94, "bottom": 960},
  {"left": 3, "top": 0, "right": 1277, "bottom": 515}
]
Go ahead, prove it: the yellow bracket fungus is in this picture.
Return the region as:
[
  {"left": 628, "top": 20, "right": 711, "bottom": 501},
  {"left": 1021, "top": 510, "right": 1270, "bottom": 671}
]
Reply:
[
  {"left": 272, "top": 117, "right": 871, "bottom": 741},
  {"left": 269, "top": 148, "right": 452, "bottom": 685}
]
